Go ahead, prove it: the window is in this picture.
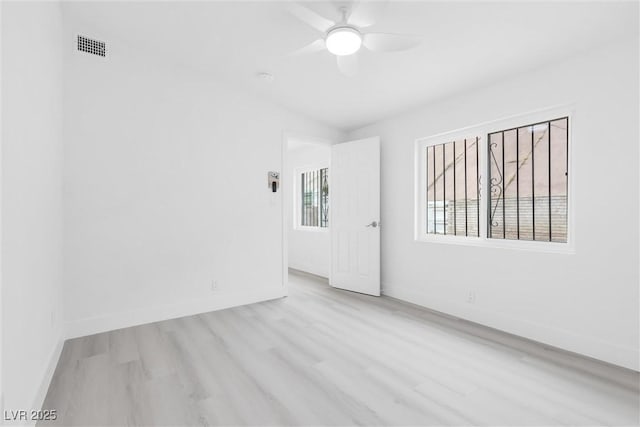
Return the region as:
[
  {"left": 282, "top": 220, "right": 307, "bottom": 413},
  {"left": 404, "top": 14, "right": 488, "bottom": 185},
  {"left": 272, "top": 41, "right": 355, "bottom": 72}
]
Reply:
[
  {"left": 416, "top": 109, "right": 571, "bottom": 250},
  {"left": 300, "top": 168, "right": 329, "bottom": 228},
  {"left": 488, "top": 117, "right": 568, "bottom": 242},
  {"left": 426, "top": 138, "right": 480, "bottom": 236}
]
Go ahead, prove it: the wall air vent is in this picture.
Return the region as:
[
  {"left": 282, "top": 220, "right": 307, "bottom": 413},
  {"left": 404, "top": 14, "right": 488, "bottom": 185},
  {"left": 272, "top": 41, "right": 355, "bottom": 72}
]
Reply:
[{"left": 77, "top": 35, "right": 106, "bottom": 57}]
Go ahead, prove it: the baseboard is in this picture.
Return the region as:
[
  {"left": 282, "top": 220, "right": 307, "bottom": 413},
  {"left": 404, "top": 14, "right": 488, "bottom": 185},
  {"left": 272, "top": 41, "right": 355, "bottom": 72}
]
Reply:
[
  {"left": 31, "top": 333, "right": 64, "bottom": 415},
  {"left": 382, "top": 284, "right": 639, "bottom": 372},
  {"left": 288, "top": 264, "right": 329, "bottom": 280},
  {"left": 65, "top": 288, "right": 286, "bottom": 339},
  {"left": 288, "top": 267, "right": 329, "bottom": 282}
]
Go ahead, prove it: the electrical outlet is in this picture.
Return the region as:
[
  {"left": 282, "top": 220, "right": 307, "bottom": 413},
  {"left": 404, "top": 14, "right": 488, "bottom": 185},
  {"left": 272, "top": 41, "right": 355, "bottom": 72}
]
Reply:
[
  {"left": 50, "top": 309, "right": 56, "bottom": 327},
  {"left": 211, "top": 280, "right": 218, "bottom": 292},
  {"left": 467, "top": 291, "right": 476, "bottom": 304}
]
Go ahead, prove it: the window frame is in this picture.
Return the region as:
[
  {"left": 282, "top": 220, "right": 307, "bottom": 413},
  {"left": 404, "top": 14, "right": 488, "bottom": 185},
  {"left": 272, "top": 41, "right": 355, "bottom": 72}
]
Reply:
[
  {"left": 414, "top": 105, "right": 575, "bottom": 254},
  {"left": 294, "top": 165, "right": 330, "bottom": 232}
]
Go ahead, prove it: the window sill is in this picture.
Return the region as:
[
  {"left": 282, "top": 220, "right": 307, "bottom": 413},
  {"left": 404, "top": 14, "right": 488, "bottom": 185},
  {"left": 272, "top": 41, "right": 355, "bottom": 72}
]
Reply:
[
  {"left": 294, "top": 226, "right": 329, "bottom": 233},
  {"left": 414, "top": 234, "right": 575, "bottom": 254}
]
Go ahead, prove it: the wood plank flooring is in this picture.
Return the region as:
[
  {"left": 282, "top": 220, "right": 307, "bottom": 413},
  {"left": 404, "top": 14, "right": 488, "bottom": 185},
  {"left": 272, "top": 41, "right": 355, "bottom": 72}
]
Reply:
[{"left": 40, "top": 271, "right": 639, "bottom": 426}]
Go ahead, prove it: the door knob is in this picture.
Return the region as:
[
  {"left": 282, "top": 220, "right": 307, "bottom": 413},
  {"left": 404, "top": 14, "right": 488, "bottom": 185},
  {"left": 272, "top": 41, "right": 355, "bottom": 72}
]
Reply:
[{"left": 366, "top": 221, "right": 379, "bottom": 228}]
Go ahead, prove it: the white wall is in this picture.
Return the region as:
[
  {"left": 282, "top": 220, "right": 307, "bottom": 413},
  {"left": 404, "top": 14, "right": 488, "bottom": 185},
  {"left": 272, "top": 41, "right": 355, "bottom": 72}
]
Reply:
[
  {"left": 348, "top": 39, "right": 639, "bottom": 370},
  {"left": 1, "top": 0, "right": 4, "bottom": 413},
  {"left": 1, "top": 1, "right": 65, "bottom": 415},
  {"left": 287, "top": 143, "right": 331, "bottom": 278},
  {"left": 62, "top": 32, "right": 343, "bottom": 337}
]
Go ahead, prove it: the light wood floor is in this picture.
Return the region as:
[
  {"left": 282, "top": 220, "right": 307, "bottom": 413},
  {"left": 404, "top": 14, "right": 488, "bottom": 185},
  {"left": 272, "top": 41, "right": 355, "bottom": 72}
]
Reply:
[{"left": 41, "top": 271, "right": 639, "bottom": 426}]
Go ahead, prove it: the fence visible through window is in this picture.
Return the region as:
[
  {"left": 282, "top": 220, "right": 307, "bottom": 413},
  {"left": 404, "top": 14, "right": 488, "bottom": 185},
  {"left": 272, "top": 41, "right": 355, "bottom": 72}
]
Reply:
[
  {"left": 301, "top": 168, "right": 329, "bottom": 228},
  {"left": 426, "top": 137, "right": 481, "bottom": 236},
  {"left": 488, "top": 117, "right": 568, "bottom": 242}
]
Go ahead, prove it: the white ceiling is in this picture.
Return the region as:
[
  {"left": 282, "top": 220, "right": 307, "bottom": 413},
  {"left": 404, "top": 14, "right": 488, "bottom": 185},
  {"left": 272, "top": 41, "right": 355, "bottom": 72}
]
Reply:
[{"left": 63, "top": 1, "right": 638, "bottom": 131}]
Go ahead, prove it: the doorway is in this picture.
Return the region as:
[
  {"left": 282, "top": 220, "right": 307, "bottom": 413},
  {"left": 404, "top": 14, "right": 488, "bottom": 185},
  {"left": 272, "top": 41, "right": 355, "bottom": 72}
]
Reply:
[
  {"left": 283, "top": 135, "right": 332, "bottom": 285},
  {"left": 281, "top": 134, "right": 381, "bottom": 296}
]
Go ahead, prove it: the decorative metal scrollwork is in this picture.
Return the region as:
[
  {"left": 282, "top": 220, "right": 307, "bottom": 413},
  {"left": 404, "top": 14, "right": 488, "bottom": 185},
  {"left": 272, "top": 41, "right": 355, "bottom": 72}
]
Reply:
[{"left": 489, "top": 141, "right": 503, "bottom": 228}]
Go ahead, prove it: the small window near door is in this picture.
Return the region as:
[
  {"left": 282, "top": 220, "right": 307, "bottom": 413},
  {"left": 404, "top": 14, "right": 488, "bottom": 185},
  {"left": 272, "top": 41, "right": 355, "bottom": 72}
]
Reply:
[{"left": 300, "top": 168, "right": 329, "bottom": 228}]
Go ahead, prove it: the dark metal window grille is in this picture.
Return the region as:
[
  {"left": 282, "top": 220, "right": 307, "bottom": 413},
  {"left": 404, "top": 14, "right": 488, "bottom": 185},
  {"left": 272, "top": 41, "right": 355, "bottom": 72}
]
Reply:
[
  {"left": 426, "top": 138, "right": 480, "bottom": 236},
  {"left": 488, "top": 117, "right": 568, "bottom": 242},
  {"left": 301, "top": 168, "right": 329, "bottom": 228}
]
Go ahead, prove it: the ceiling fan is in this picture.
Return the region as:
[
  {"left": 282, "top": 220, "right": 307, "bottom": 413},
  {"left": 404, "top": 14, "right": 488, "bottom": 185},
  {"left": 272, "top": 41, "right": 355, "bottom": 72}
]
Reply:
[{"left": 286, "top": 1, "right": 421, "bottom": 76}]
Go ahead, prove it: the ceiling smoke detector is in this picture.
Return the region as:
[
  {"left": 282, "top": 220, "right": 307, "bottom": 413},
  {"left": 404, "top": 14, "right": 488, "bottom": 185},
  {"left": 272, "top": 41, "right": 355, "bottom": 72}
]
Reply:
[{"left": 257, "top": 72, "right": 275, "bottom": 83}]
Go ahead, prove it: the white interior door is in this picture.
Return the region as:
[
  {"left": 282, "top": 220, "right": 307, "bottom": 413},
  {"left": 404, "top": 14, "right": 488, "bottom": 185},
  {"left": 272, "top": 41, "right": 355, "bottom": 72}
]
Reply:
[{"left": 330, "top": 137, "right": 380, "bottom": 296}]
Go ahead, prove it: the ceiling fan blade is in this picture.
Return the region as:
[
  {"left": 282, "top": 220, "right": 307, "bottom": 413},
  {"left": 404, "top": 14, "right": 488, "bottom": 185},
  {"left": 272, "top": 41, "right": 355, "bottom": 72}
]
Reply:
[
  {"left": 336, "top": 54, "right": 358, "bottom": 77},
  {"left": 288, "top": 39, "right": 326, "bottom": 56},
  {"left": 363, "top": 32, "right": 421, "bottom": 52},
  {"left": 285, "top": 3, "right": 335, "bottom": 33},
  {"left": 347, "top": 0, "right": 388, "bottom": 28}
]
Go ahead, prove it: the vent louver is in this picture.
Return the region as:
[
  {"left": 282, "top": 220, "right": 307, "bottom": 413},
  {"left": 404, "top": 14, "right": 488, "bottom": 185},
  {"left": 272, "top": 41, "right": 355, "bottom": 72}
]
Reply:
[{"left": 77, "top": 35, "right": 106, "bottom": 57}]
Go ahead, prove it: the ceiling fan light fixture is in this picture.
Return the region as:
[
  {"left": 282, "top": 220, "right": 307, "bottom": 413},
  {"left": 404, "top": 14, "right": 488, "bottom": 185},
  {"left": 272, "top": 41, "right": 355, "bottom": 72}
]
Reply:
[{"left": 325, "top": 27, "right": 362, "bottom": 56}]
